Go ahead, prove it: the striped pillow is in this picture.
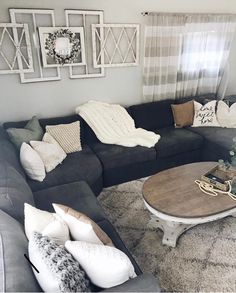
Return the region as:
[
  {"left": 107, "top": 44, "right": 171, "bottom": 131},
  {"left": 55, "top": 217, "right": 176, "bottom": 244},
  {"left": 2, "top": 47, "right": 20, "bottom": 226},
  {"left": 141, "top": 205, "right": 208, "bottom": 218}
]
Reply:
[{"left": 46, "top": 121, "right": 82, "bottom": 154}]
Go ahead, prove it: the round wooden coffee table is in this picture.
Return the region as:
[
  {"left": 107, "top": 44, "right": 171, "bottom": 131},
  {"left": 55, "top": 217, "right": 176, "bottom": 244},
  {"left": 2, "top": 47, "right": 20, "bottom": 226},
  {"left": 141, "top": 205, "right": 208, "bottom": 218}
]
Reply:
[{"left": 143, "top": 162, "right": 236, "bottom": 247}]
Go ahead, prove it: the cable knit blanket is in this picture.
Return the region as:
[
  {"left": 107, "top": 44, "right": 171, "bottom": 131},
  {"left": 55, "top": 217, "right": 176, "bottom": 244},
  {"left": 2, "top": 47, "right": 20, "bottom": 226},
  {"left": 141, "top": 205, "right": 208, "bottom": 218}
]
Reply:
[{"left": 75, "top": 101, "right": 161, "bottom": 148}]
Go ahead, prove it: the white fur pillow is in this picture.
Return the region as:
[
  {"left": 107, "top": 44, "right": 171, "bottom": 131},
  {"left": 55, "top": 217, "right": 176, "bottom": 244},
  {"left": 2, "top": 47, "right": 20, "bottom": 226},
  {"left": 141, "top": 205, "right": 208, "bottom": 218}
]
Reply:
[
  {"left": 217, "top": 101, "right": 236, "bottom": 128},
  {"left": 24, "top": 203, "right": 69, "bottom": 245},
  {"left": 20, "top": 142, "right": 46, "bottom": 182},
  {"left": 192, "top": 100, "right": 220, "bottom": 127},
  {"left": 65, "top": 240, "right": 137, "bottom": 288},
  {"left": 30, "top": 133, "right": 66, "bottom": 173}
]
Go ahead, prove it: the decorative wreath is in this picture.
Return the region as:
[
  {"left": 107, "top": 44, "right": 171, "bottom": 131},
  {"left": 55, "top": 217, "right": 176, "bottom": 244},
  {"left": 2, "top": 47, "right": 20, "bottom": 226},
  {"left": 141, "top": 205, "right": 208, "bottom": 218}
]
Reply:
[{"left": 45, "top": 28, "right": 81, "bottom": 65}]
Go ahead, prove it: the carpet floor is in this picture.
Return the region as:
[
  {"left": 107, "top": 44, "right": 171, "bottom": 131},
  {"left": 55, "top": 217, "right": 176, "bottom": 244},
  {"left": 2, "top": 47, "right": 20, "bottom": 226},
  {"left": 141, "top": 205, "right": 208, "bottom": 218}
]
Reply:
[{"left": 98, "top": 178, "right": 236, "bottom": 292}]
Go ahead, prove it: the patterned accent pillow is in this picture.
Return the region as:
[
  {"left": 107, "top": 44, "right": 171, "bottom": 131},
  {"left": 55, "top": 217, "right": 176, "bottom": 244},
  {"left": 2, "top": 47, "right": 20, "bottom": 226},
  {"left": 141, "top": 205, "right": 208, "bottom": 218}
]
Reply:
[
  {"left": 29, "top": 232, "right": 90, "bottom": 292},
  {"left": 46, "top": 121, "right": 82, "bottom": 154},
  {"left": 192, "top": 100, "right": 220, "bottom": 127}
]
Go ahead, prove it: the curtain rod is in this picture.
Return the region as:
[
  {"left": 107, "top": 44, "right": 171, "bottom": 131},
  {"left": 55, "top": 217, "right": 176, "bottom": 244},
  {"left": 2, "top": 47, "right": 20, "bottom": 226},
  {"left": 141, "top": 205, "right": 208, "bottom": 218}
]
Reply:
[{"left": 141, "top": 12, "right": 236, "bottom": 16}]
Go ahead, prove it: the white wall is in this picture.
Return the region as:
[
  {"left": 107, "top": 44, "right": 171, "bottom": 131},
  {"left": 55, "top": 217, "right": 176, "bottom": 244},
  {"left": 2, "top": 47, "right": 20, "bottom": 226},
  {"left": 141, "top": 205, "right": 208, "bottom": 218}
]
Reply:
[{"left": 0, "top": 0, "right": 236, "bottom": 123}]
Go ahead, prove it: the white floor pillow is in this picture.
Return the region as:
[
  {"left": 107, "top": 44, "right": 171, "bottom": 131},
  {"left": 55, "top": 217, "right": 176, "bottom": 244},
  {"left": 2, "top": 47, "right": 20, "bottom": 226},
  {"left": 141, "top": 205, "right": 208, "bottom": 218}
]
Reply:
[
  {"left": 53, "top": 203, "right": 113, "bottom": 246},
  {"left": 24, "top": 203, "right": 69, "bottom": 245},
  {"left": 192, "top": 100, "right": 220, "bottom": 127},
  {"left": 217, "top": 101, "right": 236, "bottom": 128},
  {"left": 30, "top": 133, "right": 67, "bottom": 173},
  {"left": 65, "top": 240, "right": 137, "bottom": 288},
  {"left": 20, "top": 142, "right": 46, "bottom": 182}
]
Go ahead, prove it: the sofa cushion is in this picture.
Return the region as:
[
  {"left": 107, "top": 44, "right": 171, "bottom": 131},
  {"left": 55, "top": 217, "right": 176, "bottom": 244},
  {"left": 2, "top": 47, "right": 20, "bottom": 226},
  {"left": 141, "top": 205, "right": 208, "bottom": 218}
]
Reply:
[
  {"left": 91, "top": 143, "right": 157, "bottom": 170},
  {"left": 129, "top": 100, "right": 174, "bottom": 130},
  {"left": 0, "top": 210, "right": 41, "bottom": 292},
  {"left": 0, "top": 127, "right": 25, "bottom": 176},
  {"left": 33, "top": 181, "right": 107, "bottom": 223},
  {"left": 155, "top": 127, "right": 204, "bottom": 158},
  {"left": 0, "top": 161, "right": 35, "bottom": 224},
  {"left": 27, "top": 146, "right": 102, "bottom": 192},
  {"left": 188, "top": 127, "right": 236, "bottom": 161}
]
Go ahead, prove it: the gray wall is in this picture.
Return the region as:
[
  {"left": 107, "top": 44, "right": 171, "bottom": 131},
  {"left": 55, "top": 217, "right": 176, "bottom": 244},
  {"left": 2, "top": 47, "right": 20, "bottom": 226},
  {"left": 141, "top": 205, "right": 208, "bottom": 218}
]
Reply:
[{"left": 0, "top": 0, "right": 236, "bottom": 123}]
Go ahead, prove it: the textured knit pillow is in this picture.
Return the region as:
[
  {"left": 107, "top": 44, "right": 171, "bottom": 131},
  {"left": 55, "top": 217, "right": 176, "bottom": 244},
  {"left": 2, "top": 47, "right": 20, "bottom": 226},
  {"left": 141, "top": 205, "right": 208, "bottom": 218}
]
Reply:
[
  {"left": 29, "top": 232, "right": 90, "bottom": 292},
  {"left": 25, "top": 203, "right": 69, "bottom": 245},
  {"left": 217, "top": 101, "right": 236, "bottom": 128},
  {"left": 20, "top": 143, "right": 46, "bottom": 182},
  {"left": 46, "top": 121, "right": 82, "bottom": 154},
  {"left": 192, "top": 100, "right": 220, "bottom": 127},
  {"left": 30, "top": 133, "right": 67, "bottom": 173},
  {"left": 53, "top": 203, "right": 113, "bottom": 246},
  {"left": 171, "top": 100, "right": 194, "bottom": 128},
  {"left": 7, "top": 116, "right": 44, "bottom": 150},
  {"left": 65, "top": 240, "right": 136, "bottom": 288}
]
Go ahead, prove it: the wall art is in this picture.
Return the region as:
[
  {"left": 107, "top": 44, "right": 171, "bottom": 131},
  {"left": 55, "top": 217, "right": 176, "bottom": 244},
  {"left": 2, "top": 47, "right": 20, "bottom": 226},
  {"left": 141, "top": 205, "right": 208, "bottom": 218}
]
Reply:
[{"left": 65, "top": 10, "right": 105, "bottom": 79}]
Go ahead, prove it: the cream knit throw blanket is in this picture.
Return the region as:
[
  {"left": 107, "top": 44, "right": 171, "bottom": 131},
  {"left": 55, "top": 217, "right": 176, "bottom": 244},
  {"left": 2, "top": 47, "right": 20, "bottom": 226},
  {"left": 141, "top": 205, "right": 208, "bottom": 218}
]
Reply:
[{"left": 76, "top": 101, "right": 161, "bottom": 148}]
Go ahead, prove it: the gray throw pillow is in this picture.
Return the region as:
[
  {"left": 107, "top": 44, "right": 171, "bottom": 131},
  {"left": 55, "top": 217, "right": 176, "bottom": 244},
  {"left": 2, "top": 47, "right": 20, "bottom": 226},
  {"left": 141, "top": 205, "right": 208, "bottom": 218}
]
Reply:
[
  {"left": 0, "top": 160, "right": 35, "bottom": 224},
  {"left": 29, "top": 232, "right": 91, "bottom": 292},
  {"left": 7, "top": 116, "right": 43, "bottom": 150}
]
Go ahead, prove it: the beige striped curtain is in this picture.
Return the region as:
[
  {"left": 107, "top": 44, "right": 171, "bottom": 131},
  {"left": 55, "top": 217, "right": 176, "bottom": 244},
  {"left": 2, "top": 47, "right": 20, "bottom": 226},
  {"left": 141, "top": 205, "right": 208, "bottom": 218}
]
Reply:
[{"left": 143, "top": 13, "right": 236, "bottom": 102}]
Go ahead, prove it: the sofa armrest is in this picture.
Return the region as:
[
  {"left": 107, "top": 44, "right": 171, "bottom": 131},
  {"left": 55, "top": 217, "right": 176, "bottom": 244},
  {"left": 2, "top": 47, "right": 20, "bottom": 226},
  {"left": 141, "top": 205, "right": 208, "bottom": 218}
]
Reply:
[{"left": 102, "top": 273, "right": 161, "bottom": 292}]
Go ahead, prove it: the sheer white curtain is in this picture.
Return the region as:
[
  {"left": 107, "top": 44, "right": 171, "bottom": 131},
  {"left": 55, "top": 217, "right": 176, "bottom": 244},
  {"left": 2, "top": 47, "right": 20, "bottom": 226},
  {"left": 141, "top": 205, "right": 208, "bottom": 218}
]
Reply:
[{"left": 143, "top": 13, "right": 236, "bottom": 102}]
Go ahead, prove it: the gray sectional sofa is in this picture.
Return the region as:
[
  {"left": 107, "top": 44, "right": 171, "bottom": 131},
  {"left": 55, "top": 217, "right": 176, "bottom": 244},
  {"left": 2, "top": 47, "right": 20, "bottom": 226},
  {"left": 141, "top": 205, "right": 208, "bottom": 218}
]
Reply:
[{"left": 0, "top": 94, "right": 235, "bottom": 292}]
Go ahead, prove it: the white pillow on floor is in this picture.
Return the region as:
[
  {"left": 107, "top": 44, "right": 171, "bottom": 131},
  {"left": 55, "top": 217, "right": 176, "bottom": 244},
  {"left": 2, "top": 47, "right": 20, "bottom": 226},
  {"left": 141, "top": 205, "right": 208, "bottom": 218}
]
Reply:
[
  {"left": 192, "top": 100, "right": 220, "bottom": 127},
  {"left": 20, "top": 142, "right": 46, "bottom": 182},
  {"left": 65, "top": 240, "right": 137, "bottom": 288},
  {"left": 30, "top": 133, "right": 66, "bottom": 173},
  {"left": 217, "top": 101, "right": 236, "bottom": 128},
  {"left": 24, "top": 203, "right": 69, "bottom": 245}
]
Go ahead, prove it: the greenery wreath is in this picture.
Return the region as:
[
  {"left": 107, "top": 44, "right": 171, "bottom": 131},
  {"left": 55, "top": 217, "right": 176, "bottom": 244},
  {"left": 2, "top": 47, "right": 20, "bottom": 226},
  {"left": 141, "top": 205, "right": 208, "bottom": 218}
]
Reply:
[{"left": 45, "top": 28, "right": 81, "bottom": 65}]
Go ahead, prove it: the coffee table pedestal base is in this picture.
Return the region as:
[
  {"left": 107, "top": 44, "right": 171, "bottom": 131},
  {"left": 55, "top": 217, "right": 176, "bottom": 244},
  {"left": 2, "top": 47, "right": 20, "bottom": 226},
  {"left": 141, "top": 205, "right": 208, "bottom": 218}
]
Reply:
[{"left": 148, "top": 215, "right": 196, "bottom": 247}]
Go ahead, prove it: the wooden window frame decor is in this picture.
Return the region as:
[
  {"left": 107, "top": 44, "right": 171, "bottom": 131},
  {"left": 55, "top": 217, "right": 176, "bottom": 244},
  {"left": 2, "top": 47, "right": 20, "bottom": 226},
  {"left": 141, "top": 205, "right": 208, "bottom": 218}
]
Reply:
[
  {"left": 38, "top": 26, "right": 86, "bottom": 68},
  {"left": 0, "top": 23, "right": 33, "bottom": 74},
  {"left": 65, "top": 10, "right": 105, "bottom": 79},
  {"left": 92, "top": 24, "right": 140, "bottom": 68},
  {"left": 9, "top": 8, "right": 61, "bottom": 83}
]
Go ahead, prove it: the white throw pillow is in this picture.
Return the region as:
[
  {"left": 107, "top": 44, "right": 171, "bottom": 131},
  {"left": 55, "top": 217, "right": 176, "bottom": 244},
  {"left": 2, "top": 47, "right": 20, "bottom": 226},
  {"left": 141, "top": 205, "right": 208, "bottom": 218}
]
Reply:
[
  {"left": 20, "top": 142, "right": 46, "bottom": 182},
  {"left": 24, "top": 203, "right": 69, "bottom": 245},
  {"left": 30, "top": 133, "right": 67, "bottom": 173},
  {"left": 65, "top": 240, "right": 137, "bottom": 288},
  {"left": 192, "top": 100, "right": 220, "bottom": 127},
  {"left": 53, "top": 203, "right": 104, "bottom": 245},
  {"left": 217, "top": 101, "right": 236, "bottom": 128}
]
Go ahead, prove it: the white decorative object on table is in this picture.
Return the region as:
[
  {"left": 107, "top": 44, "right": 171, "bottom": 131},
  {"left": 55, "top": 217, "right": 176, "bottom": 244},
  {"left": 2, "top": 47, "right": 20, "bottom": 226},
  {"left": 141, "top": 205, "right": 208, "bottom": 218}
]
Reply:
[
  {"left": 92, "top": 24, "right": 140, "bottom": 68},
  {"left": 30, "top": 133, "right": 67, "bottom": 173},
  {"left": 20, "top": 143, "right": 46, "bottom": 182},
  {"left": 217, "top": 101, "right": 236, "bottom": 128},
  {"left": 65, "top": 10, "right": 105, "bottom": 79},
  {"left": 192, "top": 100, "right": 220, "bottom": 127},
  {"left": 24, "top": 203, "right": 69, "bottom": 245},
  {"left": 0, "top": 23, "right": 33, "bottom": 74},
  {"left": 38, "top": 27, "right": 86, "bottom": 67},
  {"left": 65, "top": 240, "right": 137, "bottom": 288},
  {"left": 9, "top": 9, "right": 61, "bottom": 83}
]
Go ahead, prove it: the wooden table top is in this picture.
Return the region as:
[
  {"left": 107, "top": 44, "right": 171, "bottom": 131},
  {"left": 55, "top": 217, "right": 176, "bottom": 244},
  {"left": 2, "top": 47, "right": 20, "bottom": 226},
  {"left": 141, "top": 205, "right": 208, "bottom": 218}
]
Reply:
[{"left": 143, "top": 162, "right": 236, "bottom": 218}]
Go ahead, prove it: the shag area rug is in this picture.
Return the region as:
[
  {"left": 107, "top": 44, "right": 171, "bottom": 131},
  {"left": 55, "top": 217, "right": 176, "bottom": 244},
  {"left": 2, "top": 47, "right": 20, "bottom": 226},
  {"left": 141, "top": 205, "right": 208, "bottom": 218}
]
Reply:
[{"left": 98, "top": 178, "right": 236, "bottom": 292}]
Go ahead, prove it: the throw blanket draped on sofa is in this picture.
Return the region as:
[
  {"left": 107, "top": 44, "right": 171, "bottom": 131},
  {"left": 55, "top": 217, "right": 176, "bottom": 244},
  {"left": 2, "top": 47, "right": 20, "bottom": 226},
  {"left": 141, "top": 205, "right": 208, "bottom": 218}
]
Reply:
[{"left": 76, "top": 101, "right": 161, "bottom": 148}]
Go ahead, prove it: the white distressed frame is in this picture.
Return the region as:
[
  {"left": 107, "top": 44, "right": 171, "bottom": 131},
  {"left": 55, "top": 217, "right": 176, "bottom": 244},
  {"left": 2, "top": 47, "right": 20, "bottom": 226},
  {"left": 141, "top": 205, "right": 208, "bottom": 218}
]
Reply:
[
  {"left": 9, "top": 9, "right": 61, "bottom": 83},
  {"left": 0, "top": 23, "right": 33, "bottom": 74},
  {"left": 65, "top": 10, "right": 105, "bottom": 79},
  {"left": 92, "top": 24, "right": 140, "bottom": 68},
  {"left": 38, "top": 26, "right": 86, "bottom": 68}
]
